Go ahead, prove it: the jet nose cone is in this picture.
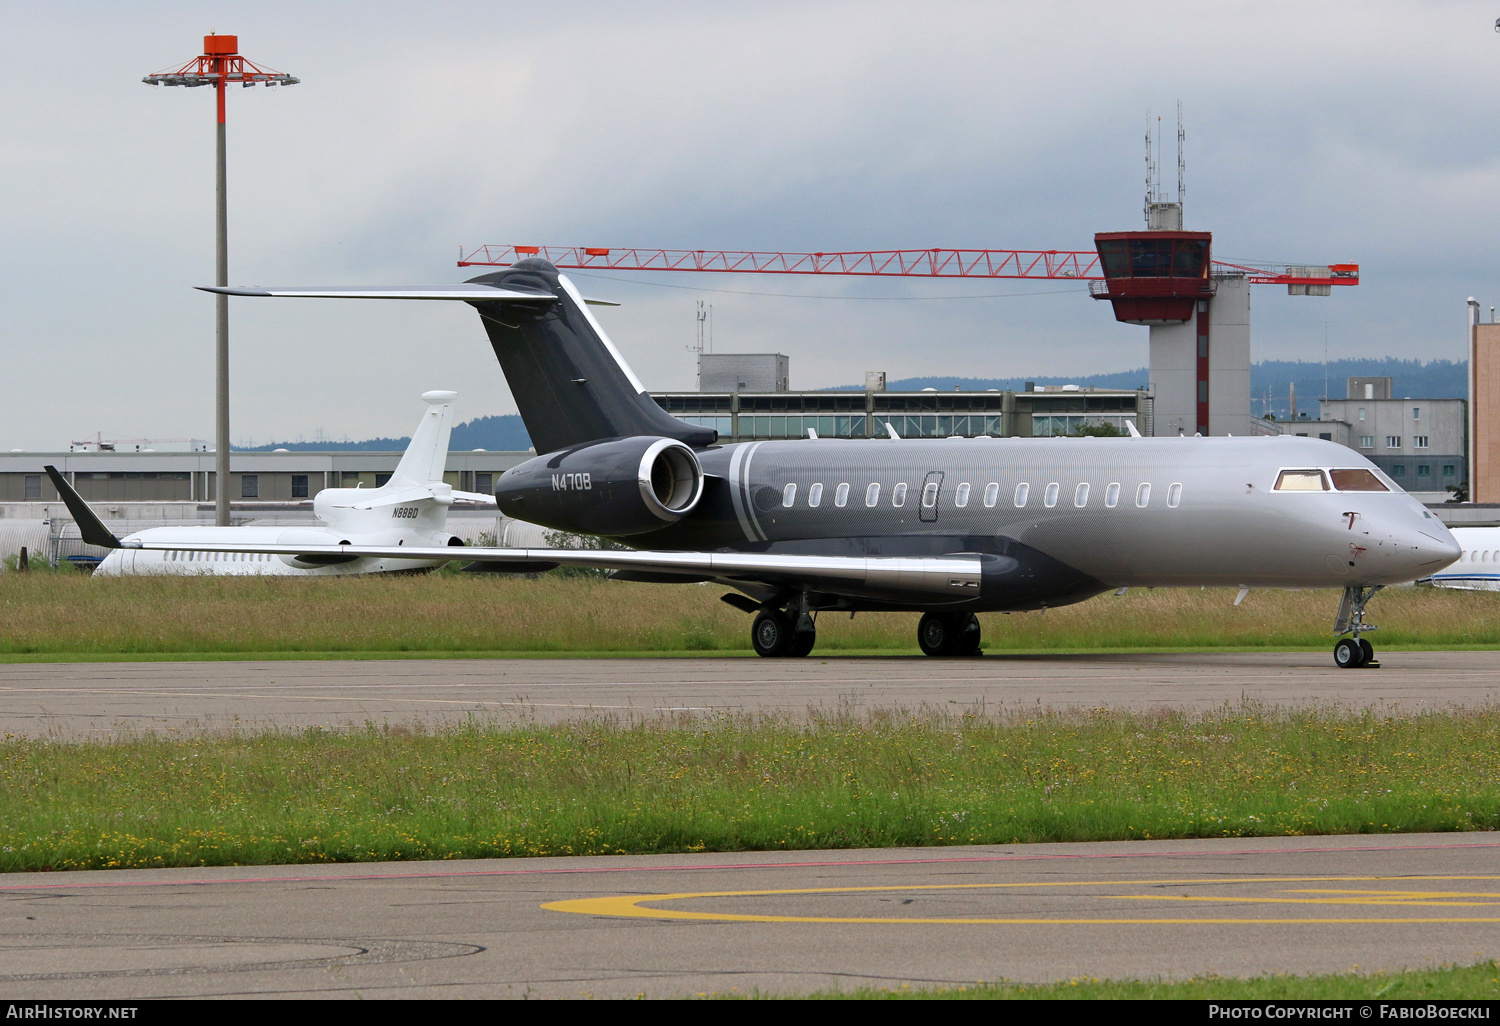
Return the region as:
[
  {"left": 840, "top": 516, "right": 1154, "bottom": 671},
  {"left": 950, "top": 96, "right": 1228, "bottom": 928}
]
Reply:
[{"left": 1414, "top": 526, "right": 1461, "bottom": 571}]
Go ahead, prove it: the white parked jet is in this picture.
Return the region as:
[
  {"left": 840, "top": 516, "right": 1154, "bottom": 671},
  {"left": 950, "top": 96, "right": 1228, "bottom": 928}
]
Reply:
[
  {"left": 1423, "top": 526, "right": 1500, "bottom": 591},
  {"left": 92, "top": 390, "right": 492, "bottom": 576}
]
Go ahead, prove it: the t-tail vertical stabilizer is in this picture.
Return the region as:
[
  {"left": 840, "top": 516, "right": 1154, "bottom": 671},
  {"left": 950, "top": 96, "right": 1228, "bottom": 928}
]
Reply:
[
  {"left": 201, "top": 260, "right": 716, "bottom": 455},
  {"left": 388, "top": 389, "right": 459, "bottom": 489}
]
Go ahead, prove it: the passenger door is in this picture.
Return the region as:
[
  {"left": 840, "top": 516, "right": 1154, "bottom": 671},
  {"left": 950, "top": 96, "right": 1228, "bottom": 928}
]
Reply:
[{"left": 919, "top": 470, "right": 944, "bottom": 523}]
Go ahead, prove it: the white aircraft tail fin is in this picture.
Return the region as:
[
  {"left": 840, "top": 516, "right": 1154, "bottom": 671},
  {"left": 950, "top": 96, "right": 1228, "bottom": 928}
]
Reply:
[{"left": 388, "top": 390, "right": 459, "bottom": 488}]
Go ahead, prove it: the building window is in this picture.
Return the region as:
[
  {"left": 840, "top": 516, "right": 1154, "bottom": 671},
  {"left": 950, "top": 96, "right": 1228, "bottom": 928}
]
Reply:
[
  {"left": 1413, "top": 435, "right": 1428, "bottom": 449},
  {"left": 291, "top": 475, "right": 308, "bottom": 498},
  {"left": 1413, "top": 407, "right": 1421, "bottom": 420},
  {"left": 241, "top": 475, "right": 258, "bottom": 498},
  {"left": 1417, "top": 465, "right": 1431, "bottom": 477},
  {"left": 1444, "top": 465, "right": 1456, "bottom": 477},
  {"left": 1359, "top": 435, "right": 1374, "bottom": 448},
  {"left": 1390, "top": 465, "right": 1406, "bottom": 477},
  {"left": 1319, "top": 432, "right": 1332, "bottom": 441},
  {"left": 24, "top": 475, "right": 41, "bottom": 499},
  {"left": 1385, "top": 436, "right": 1401, "bottom": 449},
  {"left": 375, "top": 473, "right": 392, "bottom": 487},
  {"left": 475, "top": 473, "right": 492, "bottom": 494},
  {"left": 1358, "top": 408, "right": 1366, "bottom": 421}
]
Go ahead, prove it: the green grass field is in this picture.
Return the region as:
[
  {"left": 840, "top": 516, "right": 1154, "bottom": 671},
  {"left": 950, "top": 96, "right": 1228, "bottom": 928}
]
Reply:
[
  {"left": 4, "top": 705, "right": 1499, "bottom": 872},
  {"left": 792, "top": 961, "right": 1500, "bottom": 999},
  {"left": 1, "top": 571, "right": 1498, "bottom": 657}
]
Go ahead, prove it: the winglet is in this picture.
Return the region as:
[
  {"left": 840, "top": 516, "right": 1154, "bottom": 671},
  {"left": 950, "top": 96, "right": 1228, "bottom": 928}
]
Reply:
[
  {"left": 42, "top": 467, "right": 124, "bottom": 548},
  {"left": 1125, "top": 420, "right": 1142, "bottom": 438}
]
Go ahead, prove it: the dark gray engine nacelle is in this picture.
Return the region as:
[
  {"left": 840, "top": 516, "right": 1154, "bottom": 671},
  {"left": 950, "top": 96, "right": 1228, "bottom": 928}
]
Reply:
[{"left": 494, "top": 435, "right": 704, "bottom": 537}]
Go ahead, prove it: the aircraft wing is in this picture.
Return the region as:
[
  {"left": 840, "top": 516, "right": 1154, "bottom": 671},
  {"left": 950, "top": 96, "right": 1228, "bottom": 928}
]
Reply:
[
  {"left": 44, "top": 465, "right": 981, "bottom": 594},
  {"left": 128, "top": 539, "right": 983, "bottom": 595}
]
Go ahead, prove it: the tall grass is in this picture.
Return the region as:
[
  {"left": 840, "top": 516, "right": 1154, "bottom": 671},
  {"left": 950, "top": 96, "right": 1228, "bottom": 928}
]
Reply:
[
  {"left": 3, "top": 705, "right": 1499, "bottom": 871},
  {"left": 0, "top": 572, "right": 1497, "bottom": 656}
]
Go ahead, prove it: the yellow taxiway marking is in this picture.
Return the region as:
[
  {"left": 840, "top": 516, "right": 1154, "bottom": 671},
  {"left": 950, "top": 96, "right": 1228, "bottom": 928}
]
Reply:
[{"left": 542, "top": 875, "right": 1500, "bottom": 925}]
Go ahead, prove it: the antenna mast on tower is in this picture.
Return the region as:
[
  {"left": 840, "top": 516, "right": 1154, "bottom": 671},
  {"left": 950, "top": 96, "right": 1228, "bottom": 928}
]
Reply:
[{"left": 1145, "top": 102, "right": 1185, "bottom": 231}]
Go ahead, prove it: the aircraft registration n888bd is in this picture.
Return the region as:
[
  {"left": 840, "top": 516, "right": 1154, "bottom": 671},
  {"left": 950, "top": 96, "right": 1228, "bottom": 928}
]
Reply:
[{"left": 52, "top": 258, "right": 1458, "bottom": 668}]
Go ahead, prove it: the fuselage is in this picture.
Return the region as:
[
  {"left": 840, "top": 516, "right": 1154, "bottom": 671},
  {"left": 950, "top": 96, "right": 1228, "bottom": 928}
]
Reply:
[
  {"left": 1424, "top": 526, "right": 1500, "bottom": 591},
  {"left": 642, "top": 434, "right": 1458, "bottom": 609}
]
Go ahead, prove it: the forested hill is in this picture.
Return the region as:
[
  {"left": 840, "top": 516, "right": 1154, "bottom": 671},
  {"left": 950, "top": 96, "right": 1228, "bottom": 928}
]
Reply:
[{"left": 236, "top": 358, "right": 1466, "bottom": 451}]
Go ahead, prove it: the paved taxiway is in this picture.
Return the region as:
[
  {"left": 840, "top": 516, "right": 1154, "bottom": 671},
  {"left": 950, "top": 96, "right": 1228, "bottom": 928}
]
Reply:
[
  {"left": 1, "top": 651, "right": 1498, "bottom": 736},
  {"left": 2, "top": 834, "right": 1498, "bottom": 999}
]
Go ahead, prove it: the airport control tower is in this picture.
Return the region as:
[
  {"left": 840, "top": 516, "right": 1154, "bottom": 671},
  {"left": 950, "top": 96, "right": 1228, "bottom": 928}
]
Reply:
[{"left": 1089, "top": 112, "right": 1250, "bottom": 436}]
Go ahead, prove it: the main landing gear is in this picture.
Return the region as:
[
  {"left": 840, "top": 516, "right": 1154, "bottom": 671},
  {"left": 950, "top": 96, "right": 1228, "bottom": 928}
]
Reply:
[
  {"left": 1332, "top": 585, "right": 1382, "bottom": 669},
  {"left": 917, "top": 612, "right": 982, "bottom": 657},
  {"left": 750, "top": 608, "right": 817, "bottom": 658}
]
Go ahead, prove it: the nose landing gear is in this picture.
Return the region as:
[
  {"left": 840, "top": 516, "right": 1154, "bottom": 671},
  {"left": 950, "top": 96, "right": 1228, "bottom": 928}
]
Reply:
[{"left": 1332, "top": 585, "right": 1383, "bottom": 669}]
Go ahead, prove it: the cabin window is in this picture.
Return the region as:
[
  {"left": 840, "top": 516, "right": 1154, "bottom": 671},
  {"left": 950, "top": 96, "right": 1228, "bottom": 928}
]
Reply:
[
  {"left": 984, "top": 482, "right": 1000, "bottom": 507},
  {"left": 865, "top": 483, "right": 880, "bottom": 507},
  {"left": 808, "top": 483, "right": 823, "bottom": 507},
  {"left": 954, "top": 483, "right": 971, "bottom": 508},
  {"left": 1074, "top": 483, "right": 1089, "bottom": 508},
  {"left": 892, "top": 483, "right": 908, "bottom": 508},
  {"left": 1136, "top": 483, "right": 1151, "bottom": 508},
  {"left": 1044, "top": 483, "right": 1060, "bottom": 508},
  {"left": 1329, "top": 469, "right": 1388, "bottom": 492},
  {"left": 921, "top": 482, "right": 939, "bottom": 508},
  {"left": 1274, "top": 470, "right": 1328, "bottom": 491},
  {"left": 1167, "top": 482, "right": 1183, "bottom": 508},
  {"left": 835, "top": 483, "right": 849, "bottom": 507},
  {"left": 1012, "top": 483, "right": 1028, "bottom": 508},
  {"left": 1105, "top": 482, "right": 1120, "bottom": 508},
  {"left": 781, "top": 483, "right": 796, "bottom": 507}
]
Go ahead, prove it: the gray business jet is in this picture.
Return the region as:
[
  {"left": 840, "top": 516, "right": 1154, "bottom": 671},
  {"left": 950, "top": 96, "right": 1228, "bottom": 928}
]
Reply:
[{"left": 46, "top": 258, "right": 1459, "bottom": 667}]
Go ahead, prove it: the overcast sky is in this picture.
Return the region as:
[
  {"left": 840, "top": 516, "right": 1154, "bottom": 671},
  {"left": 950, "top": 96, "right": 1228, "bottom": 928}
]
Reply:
[{"left": 3, "top": 1, "right": 1499, "bottom": 449}]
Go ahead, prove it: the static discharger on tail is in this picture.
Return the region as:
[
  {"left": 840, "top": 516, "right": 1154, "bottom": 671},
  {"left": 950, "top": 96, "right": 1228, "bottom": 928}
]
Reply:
[
  {"left": 52, "top": 258, "right": 1460, "bottom": 667},
  {"left": 75, "top": 391, "right": 492, "bottom": 578}
]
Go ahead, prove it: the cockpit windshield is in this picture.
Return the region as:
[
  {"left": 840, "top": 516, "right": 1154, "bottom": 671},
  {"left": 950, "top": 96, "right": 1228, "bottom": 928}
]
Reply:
[
  {"left": 1329, "top": 469, "right": 1389, "bottom": 492},
  {"left": 1274, "top": 468, "right": 1391, "bottom": 493},
  {"left": 1274, "top": 470, "right": 1328, "bottom": 491}
]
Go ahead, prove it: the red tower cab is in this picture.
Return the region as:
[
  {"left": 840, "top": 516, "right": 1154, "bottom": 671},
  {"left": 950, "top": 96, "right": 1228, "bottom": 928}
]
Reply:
[{"left": 1091, "top": 231, "right": 1213, "bottom": 325}]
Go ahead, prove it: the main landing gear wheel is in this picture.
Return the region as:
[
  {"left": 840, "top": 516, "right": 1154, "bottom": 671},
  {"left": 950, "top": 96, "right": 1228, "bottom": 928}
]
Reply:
[
  {"left": 917, "top": 612, "right": 982, "bottom": 657},
  {"left": 1359, "top": 638, "right": 1376, "bottom": 665},
  {"left": 751, "top": 609, "right": 815, "bottom": 657},
  {"left": 752, "top": 609, "right": 795, "bottom": 657},
  {"left": 1333, "top": 637, "right": 1367, "bottom": 669}
]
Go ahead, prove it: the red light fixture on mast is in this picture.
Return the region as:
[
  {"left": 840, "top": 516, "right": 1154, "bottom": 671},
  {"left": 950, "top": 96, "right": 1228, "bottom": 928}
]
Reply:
[{"left": 143, "top": 34, "right": 299, "bottom": 526}]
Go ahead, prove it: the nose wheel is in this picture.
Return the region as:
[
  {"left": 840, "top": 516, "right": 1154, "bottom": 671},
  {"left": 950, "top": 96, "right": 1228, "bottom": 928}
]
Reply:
[{"left": 1331, "top": 585, "right": 1382, "bottom": 669}]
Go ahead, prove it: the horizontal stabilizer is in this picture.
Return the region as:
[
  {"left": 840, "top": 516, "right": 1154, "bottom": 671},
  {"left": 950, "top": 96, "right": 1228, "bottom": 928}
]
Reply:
[
  {"left": 42, "top": 466, "right": 122, "bottom": 548},
  {"left": 197, "top": 284, "right": 559, "bottom": 302}
]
